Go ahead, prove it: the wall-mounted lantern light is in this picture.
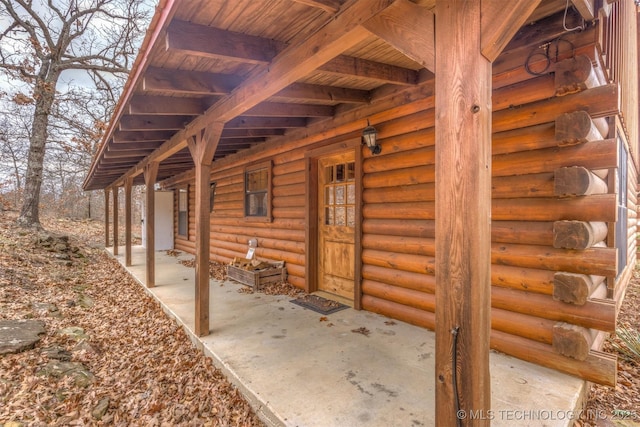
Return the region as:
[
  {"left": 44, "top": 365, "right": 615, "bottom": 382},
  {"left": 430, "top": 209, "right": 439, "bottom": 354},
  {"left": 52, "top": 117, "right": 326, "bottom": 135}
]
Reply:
[{"left": 362, "top": 119, "right": 381, "bottom": 155}]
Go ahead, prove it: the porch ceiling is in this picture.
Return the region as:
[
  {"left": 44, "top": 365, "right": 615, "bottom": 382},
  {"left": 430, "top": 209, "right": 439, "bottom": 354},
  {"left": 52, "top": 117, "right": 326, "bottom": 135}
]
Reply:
[{"left": 83, "top": 0, "right": 570, "bottom": 191}]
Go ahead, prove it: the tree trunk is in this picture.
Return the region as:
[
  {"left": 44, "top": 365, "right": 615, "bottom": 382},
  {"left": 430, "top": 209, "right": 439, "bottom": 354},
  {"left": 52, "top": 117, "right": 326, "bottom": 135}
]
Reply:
[{"left": 17, "top": 66, "right": 60, "bottom": 228}]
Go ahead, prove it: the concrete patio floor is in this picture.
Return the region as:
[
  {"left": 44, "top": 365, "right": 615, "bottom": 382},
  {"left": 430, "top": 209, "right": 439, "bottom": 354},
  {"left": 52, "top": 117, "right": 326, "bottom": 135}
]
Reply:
[{"left": 108, "top": 246, "right": 587, "bottom": 427}]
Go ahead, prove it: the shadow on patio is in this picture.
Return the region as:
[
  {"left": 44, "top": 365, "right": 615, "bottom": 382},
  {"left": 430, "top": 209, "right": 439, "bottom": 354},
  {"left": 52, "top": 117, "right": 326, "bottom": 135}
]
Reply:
[{"left": 108, "top": 246, "right": 586, "bottom": 427}]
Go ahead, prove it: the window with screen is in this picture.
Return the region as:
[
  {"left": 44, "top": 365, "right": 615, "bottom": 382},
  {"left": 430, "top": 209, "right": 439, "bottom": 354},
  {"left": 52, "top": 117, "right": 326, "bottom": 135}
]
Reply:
[
  {"left": 178, "top": 187, "right": 188, "bottom": 237},
  {"left": 244, "top": 162, "right": 271, "bottom": 220}
]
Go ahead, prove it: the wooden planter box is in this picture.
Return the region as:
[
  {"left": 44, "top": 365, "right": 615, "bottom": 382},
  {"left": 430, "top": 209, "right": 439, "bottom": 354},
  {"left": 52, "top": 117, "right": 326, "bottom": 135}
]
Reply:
[{"left": 227, "top": 262, "right": 286, "bottom": 291}]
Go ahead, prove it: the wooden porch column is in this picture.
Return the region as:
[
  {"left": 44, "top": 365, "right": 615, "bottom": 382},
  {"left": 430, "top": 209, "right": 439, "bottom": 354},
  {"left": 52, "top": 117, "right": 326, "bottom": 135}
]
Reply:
[
  {"left": 112, "top": 186, "right": 119, "bottom": 256},
  {"left": 187, "top": 123, "right": 223, "bottom": 337},
  {"left": 435, "top": 1, "right": 491, "bottom": 425},
  {"left": 144, "top": 162, "right": 159, "bottom": 287},
  {"left": 124, "top": 177, "right": 133, "bottom": 267},
  {"left": 104, "top": 188, "right": 110, "bottom": 248}
]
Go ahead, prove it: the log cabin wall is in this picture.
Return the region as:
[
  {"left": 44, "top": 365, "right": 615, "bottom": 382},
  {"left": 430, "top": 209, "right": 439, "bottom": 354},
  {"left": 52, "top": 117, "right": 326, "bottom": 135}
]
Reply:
[{"left": 167, "top": 6, "right": 636, "bottom": 386}]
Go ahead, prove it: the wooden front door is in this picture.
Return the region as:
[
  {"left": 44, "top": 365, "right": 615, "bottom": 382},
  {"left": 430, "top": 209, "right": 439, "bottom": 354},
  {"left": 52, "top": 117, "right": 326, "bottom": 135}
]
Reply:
[{"left": 318, "top": 151, "right": 356, "bottom": 300}]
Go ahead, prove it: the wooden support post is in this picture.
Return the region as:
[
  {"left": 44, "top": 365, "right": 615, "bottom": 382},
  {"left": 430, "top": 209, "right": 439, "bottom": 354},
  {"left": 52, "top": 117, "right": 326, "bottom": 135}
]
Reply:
[
  {"left": 125, "top": 177, "right": 133, "bottom": 267},
  {"left": 187, "top": 123, "right": 223, "bottom": 337},
  {"left": 144, "top": 162, "right": 159, "bottom": 288},
  {"left": 112, "top": 186, "right": 119, "bottom": 256},
  {"left": 104, "top": 188, "right": 110, "bottom": 248},
  {"left": 435, "top": 2, "right": 491, "bottom": 425}
]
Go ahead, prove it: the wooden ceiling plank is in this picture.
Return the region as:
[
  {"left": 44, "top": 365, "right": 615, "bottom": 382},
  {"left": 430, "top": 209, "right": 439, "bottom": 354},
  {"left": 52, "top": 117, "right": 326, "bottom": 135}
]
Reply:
[
  {"left": 143, "top": 67, "right": 243, "bottom": 95},
  {"left": 319, "top": 55, "right": 418, "bottom": 85},
  {"left": 362, "top": 0, "right": 435, "bottom": 72},
  {"left": 114, "top": 0, "right": 395, "bottom": 186},
  {"left": 103, "top": 149, "right": 154, "bottom": 158},
  {"left": 274, "top": 82, "right": 370, "bottom": 103},
  {"left": 243, "top": 102, "right": 334, "bottom": 117},
  {"left": 225, "top": 117, "right": 308, "bottom": 129},
  {"left": 481, "top": 0, "right": 543, "bottom": 62},
  {"left": 165, "top": 19, "right": 283, "bottom": 64},
  {"left": 168, "top": 19, "right": 416, "bottom": 86},
  {"left": 221, "top": 129, "right": 286, "bottom": 138},
  {"left": 119, "top": 115, "right": 194, "bottom": 131},
  {"left": 128, "top": 95, "right": 205, "bottom": 115},
  {"left": 289, "top": 0, "right": 341, "bottom": 13},
  {"left": 112, "top": 130, "right": 174, "bottom": 143},
  {"left": 110, "top": 141, "right": 163, "bottom": 150},
  {"left": 200, "top": 0, "right": 392, "bottom": 123}
]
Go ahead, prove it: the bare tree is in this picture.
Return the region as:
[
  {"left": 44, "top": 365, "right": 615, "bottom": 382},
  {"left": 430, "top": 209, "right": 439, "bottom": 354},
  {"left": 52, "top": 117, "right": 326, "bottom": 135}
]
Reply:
[
  {"left": 0, "top": 0, "right": 149, "bottom": 228},
  {"left": 0, "top": 100, "right": 31, "bottom": 207}
]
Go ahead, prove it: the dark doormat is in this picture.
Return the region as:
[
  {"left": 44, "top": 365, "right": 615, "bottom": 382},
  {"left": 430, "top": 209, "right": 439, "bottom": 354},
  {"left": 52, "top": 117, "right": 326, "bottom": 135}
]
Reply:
[{"left": 290, "top": 295, "right": 349, "bottom": 315}]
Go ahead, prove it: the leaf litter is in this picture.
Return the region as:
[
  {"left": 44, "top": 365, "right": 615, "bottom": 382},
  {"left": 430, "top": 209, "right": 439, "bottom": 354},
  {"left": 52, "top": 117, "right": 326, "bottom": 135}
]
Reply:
[{"left": 0, "top": 211, "right": 263, "bottom": 426}]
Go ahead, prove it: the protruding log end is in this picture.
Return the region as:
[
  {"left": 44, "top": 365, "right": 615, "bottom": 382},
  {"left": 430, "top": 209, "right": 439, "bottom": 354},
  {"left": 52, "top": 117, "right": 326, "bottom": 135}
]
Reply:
[
  {"left": 552, "top": 322, "right": 594, "bottom": 361},
  {"left": 555, "top": 110, "right": 603, "bottom": 145},
  {"left": 555, "top": 55, "right": 599, "bottom": 96},
  {"left": 553, "top": 272, "right": 605, "bottom": 305},
  {"left": 554, "top": 166, "right": 608, "bottom": 196},
  {"left": 553, "top": 220, "right": 608, "bottom": 249}
]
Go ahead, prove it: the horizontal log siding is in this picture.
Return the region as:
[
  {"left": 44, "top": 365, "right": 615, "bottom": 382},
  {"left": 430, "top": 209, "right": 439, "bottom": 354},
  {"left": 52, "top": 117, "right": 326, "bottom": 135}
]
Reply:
[
  {"left": 207, "top": 161, "right": 307, "bottom": 288},
  {"left": 167, "top": 21, "right": 625, "bottom": 384},
  {"left": 359, "top": 24, "right": 619, "bottom": 384},
  {"left": 175, "top": 186, "right": 196, "bottom": 253}
]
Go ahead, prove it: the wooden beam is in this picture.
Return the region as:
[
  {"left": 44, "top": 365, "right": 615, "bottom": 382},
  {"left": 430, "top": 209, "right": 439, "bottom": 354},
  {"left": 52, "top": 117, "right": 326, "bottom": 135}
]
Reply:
[
  {"left": 144, "top": 162, "right": 159, "bottom": 288},
  {"left": 435, "top": 1, "right": 491, "bottom": 425},
  {"left": 273, "top": 82, "right": 370, "bottom": 104},
  {"left": 204, "top": 0, "right": 384, "bottom": 123},
  {"left": 243, "top": 102, "right": 334, "bottom": 117},
  {"left": 571, "top": 0, "right": 596, "bottom": 21},
  {"left": 124, "top": 177, "right": 133, "bottom": 267},
  {"left": 143, "top": 67, "right": 242, "bottom": 95},
  {"left": 113, "top": 0, "right": 395, "bottom": 192},
  {"left": 119, "top": 115, "right": 194, "bottom": 131},
  {"left": 167, "top": 19, "right": 418, "bottom": 85},
  {"left": 225, "top": 117, "right": 308, "bottom": 129},
  {"left": 481, "top": 0, "right": 542, "bottom": 62},
  {"left": 113, "top": 130, "right": 173, "bottom": 143},
  {"left": 319, "top": 55, "right": 419, "bottom": 85},
  {"left": 128, "top": 95, "right": 205, "bottom": 115},
  {"left": 109, "top": 142, "right": 162, "bottom": 151},
  {"left": 186, "top": 123, "right": 224, "bottom": 337},
  {"left": 112, "top": 186, "right": 119, "bottom": 256},
  {"left": 104, "top": 189, "right": 110, "bottom": 248},
  {"left": 362, "top": 0, "right": 435, "bottom": 72},
  {"left": 104, "top": 149, "right": 154, "bottom": 159},
  {"left": 221, "top": 129, "right": 285, "bottom": 138},
  {"left": 166, "top": 19, "right": 283, "bottom": 64}
]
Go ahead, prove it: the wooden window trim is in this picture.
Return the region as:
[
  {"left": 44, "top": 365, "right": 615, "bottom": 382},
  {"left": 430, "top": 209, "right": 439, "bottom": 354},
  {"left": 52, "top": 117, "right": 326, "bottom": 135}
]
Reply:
[
  {"left": 244, "top": 160, "right": 272, "bottom": 222},
  {"left": 210, "top": 182, "right": 217, "bottom": 213},
  {"left": 177, "top": 186, "right": 189, "bottom": 238}
]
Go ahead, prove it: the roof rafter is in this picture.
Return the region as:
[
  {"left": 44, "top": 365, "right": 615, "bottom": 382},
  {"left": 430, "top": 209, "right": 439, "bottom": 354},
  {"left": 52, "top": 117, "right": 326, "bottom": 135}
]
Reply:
[
  {"left": 113, "top": 0, "right": 398, "bottom": 188},
  {"left": 166, "top": 18, "right": 418, "bottom": 86}
]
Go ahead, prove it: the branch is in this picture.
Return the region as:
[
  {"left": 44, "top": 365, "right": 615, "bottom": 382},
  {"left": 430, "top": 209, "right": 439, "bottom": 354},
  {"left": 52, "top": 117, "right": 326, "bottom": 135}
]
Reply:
[{"left": 1, "top": 0, "right": 56, "bottom": 53}]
